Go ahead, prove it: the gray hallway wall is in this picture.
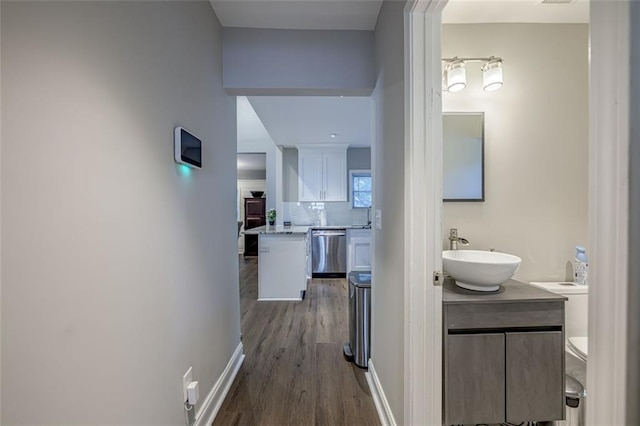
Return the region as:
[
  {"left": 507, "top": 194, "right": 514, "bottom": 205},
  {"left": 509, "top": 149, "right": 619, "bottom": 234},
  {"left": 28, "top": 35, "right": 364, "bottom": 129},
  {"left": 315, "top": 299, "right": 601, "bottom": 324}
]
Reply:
[{"left": 1, "top": 2, "right": 241, "bottom": 423}]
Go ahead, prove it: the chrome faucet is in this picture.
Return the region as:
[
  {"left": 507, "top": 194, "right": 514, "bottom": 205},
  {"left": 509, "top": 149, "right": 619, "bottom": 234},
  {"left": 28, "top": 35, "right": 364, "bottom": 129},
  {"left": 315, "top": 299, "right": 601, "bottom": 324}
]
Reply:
[{"left": 449, "top": 228, "right": 469, "bottom": 250}]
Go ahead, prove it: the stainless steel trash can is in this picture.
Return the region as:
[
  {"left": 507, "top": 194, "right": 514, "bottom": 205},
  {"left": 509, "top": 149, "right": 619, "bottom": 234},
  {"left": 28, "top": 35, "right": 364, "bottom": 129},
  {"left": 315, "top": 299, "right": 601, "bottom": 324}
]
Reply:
[
  {"left": 343, "top": 271, "right": 371, "bottom": 368},
  {"left": 545, "top": 374, "right": 586, "bottom": 426},
  {"left": 564, "top": 374, "right": 586, "bottom": 426}
]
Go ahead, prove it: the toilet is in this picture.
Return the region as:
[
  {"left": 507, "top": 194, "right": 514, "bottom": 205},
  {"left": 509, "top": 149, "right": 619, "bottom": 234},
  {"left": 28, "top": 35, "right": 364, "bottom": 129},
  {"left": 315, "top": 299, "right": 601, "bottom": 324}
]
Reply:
[
  {"left": 567, "top": 336, "right": 588, "bottom": 363},
  {"left": 529, "top": 281, "right": 588, "bottom": 426}
]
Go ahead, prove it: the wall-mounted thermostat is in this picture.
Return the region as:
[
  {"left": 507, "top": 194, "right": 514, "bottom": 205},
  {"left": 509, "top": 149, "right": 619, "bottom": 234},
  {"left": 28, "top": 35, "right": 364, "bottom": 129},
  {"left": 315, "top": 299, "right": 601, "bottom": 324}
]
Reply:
[{"left": 174, "top": 126, "right": 202, "bottom": 169}]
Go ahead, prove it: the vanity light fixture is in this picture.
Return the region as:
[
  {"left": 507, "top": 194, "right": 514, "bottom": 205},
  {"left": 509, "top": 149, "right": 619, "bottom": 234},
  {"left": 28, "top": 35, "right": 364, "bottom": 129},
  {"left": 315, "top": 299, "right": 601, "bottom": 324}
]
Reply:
[
  {"left": 481, "top": 57, "right": 503, "bottom": 92},
  {"left": 442, "top": 56, "right": 504, "bottom": 92},
  {"left": 445, "top": 58, "right": 466, "bottom": 93}
]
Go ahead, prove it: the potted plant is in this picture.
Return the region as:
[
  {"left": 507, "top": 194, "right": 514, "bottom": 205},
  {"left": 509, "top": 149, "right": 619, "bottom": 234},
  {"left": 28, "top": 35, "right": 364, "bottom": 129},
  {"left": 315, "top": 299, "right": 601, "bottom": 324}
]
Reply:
[{"left": 267, "top": 209, "right": 276, "bottom": 226}]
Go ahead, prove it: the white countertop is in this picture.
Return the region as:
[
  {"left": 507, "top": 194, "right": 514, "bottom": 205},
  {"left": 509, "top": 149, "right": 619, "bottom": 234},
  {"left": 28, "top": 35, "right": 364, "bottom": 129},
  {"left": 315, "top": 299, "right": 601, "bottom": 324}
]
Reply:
[
  {"left": 243, "top": 224, "right": 372, "bottom": 235},
  {"left": 310, "top": 225, "right": 372, "bottom": 230},
  {"left": 244, "top": 225, "right": 310, "bottom": 235}
]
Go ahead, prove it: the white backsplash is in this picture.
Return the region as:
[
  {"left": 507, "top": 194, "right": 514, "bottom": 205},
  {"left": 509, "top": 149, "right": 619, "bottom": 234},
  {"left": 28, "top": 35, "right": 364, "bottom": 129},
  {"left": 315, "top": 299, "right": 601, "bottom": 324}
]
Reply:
[{"left": 283, "top": 202, "right": 369, "bottom": 226}]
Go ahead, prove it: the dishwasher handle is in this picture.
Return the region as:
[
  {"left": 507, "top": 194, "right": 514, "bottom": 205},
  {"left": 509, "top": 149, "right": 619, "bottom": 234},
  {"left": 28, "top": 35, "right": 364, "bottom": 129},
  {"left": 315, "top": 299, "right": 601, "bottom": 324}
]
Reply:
[{"left": 312, "top": 231, "right": 346, "bottom": 237}]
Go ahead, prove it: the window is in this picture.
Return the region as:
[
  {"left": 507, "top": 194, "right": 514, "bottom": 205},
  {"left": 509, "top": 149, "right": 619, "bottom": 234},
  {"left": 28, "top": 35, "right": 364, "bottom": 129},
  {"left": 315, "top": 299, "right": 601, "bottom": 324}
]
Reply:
[{"left": 350, "top": 170, "right": 372, "bottom": 209}]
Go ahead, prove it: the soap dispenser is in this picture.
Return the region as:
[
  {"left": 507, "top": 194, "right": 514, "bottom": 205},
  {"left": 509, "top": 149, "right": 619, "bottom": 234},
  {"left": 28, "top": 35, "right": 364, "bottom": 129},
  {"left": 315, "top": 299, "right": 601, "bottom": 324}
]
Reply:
[{"left": 574, "top": 245, "right": 588, "bottom": 286}]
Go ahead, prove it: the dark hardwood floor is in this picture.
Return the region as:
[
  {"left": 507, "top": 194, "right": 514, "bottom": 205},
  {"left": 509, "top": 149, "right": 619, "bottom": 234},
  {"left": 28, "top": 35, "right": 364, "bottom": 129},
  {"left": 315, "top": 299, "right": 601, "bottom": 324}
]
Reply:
[{"left": 213, "top": 256, "right": 380, "bottom": 426}]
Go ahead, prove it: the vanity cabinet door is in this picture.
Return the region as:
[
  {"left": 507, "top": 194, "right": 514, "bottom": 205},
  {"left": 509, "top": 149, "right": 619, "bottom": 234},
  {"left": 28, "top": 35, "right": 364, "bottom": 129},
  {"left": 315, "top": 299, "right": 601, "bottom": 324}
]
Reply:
[
  {"left": 506, "top": 331, "right": 564, "bottom": 423},
  {"left": 445, "top": 333, "right": 505, "bottom": 425}
]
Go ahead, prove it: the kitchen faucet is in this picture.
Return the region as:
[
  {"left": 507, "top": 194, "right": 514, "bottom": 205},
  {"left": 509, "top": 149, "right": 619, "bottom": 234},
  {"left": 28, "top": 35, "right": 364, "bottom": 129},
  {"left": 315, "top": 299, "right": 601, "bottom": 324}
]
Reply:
[{"left": 448, "top": 228, "right": 469, "bottom": 250}]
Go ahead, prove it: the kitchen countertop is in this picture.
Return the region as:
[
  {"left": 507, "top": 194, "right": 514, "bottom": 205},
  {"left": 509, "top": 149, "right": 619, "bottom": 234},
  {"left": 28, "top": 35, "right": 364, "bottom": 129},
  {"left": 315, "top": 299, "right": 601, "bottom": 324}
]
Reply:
[
  {"left": 443, "top": 277, "right": 567, "bottom": 304},
  {"left": 243, "top": 225, "right": 310, "bottom": 235},
  {"left": 243, "top": 224, "right": 371, "bottom": 235},
  {"left": 310, "top": 225, "right": 372, "bottom": 230}
]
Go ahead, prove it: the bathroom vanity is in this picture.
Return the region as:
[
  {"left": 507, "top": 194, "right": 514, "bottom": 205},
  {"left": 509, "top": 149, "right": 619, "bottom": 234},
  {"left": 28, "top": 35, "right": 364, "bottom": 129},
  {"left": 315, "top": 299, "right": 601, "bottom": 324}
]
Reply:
[{"left": 443, "top": 278, "right": 567, "bottom": 425}]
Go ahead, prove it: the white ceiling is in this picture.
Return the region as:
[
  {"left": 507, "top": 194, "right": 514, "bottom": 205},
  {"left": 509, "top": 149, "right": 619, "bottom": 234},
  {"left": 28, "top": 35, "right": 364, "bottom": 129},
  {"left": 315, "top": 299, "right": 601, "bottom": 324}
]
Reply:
[
  {"left": 247, "top": 96, "right": 373, "bottom": 147},
  {"left": 210, "top": 0, "right": 383, "bottom": 30},
  {"left": 211, "top": 0, "right": 588, "bottom": 32},
  {"left": 442, "top": 0, "right": 589, "bottom": 24},
  {"left": 210, "top": 0, "right": 589, "bottom": 30},
  {"left": 237, "top": 153, "right": 267, "bottom": 171}
]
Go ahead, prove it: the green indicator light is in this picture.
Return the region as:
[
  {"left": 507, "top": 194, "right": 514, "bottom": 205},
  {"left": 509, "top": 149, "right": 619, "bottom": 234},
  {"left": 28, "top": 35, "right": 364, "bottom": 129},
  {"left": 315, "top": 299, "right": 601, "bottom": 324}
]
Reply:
[{"left": 178, "top": 164, "right": 192, "bottom": 177}]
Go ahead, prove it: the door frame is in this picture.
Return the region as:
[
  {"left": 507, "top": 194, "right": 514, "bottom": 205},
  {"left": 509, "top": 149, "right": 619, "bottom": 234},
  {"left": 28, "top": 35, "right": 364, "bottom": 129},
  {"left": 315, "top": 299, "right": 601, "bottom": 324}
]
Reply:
[
  {"left": 408, "top": 0, "right": 635, "bottom": 424},
  {"left": 588, "top": 2, "right": 632, "bottom": 423},
  {"left": 404, "top": 1, "right": 447, "bottom": 424},
  {"left": 628, "top": 4, "right": 640, "bottom": 423}
]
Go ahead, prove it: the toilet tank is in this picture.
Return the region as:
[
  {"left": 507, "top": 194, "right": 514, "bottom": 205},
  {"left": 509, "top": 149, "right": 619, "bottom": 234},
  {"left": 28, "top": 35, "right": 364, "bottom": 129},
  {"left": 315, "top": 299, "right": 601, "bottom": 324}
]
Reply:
[{"left": 529, "top": 282, "right": 588, "bottom": 339}]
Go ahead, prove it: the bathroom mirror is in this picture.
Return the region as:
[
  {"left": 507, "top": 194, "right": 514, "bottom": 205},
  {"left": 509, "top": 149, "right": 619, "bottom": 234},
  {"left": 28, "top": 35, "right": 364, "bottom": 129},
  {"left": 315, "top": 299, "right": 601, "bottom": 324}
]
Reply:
[{"left": 443, "top": 112, "right": 485, "bottom": 201}]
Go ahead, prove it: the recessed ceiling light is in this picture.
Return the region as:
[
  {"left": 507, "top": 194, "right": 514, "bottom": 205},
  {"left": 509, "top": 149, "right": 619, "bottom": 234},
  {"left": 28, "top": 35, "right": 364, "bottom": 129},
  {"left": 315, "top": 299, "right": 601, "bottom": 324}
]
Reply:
[{"left": 330, "top": 133, "right": 338, "bottom": 138}]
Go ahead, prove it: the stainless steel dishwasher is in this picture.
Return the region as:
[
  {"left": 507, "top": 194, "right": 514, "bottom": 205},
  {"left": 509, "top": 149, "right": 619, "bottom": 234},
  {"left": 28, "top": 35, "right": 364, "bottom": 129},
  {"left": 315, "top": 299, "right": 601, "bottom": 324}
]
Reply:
[{"left": 311, "top": 229, "right": 346, "bottom": 277}]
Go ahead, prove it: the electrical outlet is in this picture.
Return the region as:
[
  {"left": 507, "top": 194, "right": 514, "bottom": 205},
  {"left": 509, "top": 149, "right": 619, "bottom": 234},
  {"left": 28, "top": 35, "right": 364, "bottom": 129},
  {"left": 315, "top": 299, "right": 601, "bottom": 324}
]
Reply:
[
  {"left": 187, "top": 381, "right": 200, "bottom": 405},
  {"left": 183, "top": 367, "right": 193, "bottom": 402}
]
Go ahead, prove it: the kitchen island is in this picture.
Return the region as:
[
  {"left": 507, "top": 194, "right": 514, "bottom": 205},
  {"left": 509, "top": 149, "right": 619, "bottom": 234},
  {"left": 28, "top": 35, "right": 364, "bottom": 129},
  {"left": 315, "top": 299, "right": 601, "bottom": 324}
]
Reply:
[
  {"left": 244, "top": 224, "right": 372, "bottom": 301},
  {"left": 244, "top": 225, "right": 310, "bottom": 300}
]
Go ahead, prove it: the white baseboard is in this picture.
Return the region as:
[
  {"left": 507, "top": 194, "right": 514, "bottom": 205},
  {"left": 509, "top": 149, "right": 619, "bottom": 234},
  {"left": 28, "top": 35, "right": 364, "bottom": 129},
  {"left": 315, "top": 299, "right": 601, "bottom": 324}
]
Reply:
[
  {"left": 365, "top": 360, "right": 397, "bottom": 426},
  {"left": 257, "top": 297, "right": 301, "bottom": 301},
  {"left": 194, "top": 342, "right": 245, "bottom": 426}
]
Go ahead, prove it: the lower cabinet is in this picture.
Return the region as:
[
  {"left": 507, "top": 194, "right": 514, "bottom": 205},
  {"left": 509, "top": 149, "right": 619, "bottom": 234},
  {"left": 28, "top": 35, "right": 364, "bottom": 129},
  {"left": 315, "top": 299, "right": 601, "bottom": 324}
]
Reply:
[
  {"left": 506, "top": 331, "right": 564, "bottom": 423},
  {"left": 347, "top": 228, "right": 371, "bottom": 272},
  {"left": 305, "top": 230, "right": 312, "bottom": 279},
  {"left": 446, "top": 334, "right": 505, "bottom": 425},
  {"left": 258, "top": 233, "right": 307, "bottom": 300},
  {"left": 443, "top": 301, "right": 565, "bottom": 425}
]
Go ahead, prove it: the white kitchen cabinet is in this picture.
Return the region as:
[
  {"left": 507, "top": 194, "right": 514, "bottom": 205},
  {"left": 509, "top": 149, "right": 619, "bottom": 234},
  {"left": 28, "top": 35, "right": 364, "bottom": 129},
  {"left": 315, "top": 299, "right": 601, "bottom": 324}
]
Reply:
[
  {"left": 298, "top": 150, "right": 324, "bottom": 201},
  {"left": 298, "top": 147, "right": 347, "bottom": 202},
  {"left": 258, "top": 233, "right": 307, "bottom": 300},
  {"left": 347, "top": 228, "right": 371, "bottom": 272},
  {"left": 322, "top": 150, "right": 347, "bottom": 201}
]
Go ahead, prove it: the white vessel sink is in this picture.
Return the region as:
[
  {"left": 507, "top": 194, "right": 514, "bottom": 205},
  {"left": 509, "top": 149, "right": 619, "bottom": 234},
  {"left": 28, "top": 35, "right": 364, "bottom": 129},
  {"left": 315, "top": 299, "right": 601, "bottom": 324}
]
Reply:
[{"left": 443, "top": 250, "right": 522, "bottom": 292}]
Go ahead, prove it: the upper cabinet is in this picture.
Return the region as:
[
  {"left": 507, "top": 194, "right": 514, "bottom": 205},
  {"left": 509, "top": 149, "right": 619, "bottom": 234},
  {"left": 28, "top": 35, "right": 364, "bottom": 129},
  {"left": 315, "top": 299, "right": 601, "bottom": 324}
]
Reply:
[
  {"left": 298, "top": 146, "right": 347, "bottom": 202},
  {"left": 322, "top": 150, "right": 348, "bottom": 201}
]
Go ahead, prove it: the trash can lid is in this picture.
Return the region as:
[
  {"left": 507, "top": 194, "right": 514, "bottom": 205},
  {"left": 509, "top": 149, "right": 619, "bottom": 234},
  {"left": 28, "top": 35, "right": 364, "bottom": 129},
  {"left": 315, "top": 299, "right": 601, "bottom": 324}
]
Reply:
[
  {"left": 565, "top": 374, "right": 586, "bottom": 399},
  {"left": 348, "top": 271, "right": 371, "bottom": 288}
]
